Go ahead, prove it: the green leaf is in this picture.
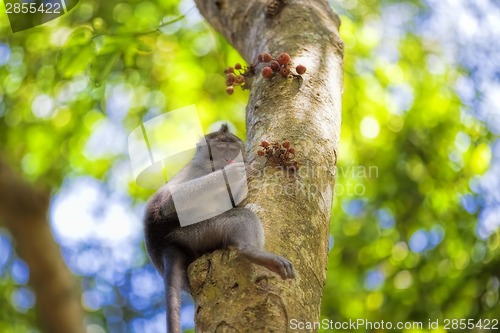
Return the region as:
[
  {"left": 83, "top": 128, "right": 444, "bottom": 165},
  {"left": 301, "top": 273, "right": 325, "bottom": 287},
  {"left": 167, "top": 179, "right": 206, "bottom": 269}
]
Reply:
[
  {"left": 57, "top": 44, "right": 94, "bottom": 78},
  {"left": 90, "top": 52, "right": 120, "bottom": 85},
  {"left": 65, "top": 27, "right": 94, "bottom": 47}
]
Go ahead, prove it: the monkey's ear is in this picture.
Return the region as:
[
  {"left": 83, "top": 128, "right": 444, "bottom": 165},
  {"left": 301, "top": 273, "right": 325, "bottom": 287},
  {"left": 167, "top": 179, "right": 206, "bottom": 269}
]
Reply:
[{"left": 219, "top": 124, "right": 229, "bottom": 133}]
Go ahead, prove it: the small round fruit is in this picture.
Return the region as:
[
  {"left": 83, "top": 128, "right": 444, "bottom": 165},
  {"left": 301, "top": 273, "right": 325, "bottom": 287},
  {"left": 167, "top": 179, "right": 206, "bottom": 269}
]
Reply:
[
  {"left": 277, "top": 52, "right": 291, "bottom": 65},
  {"left": 261, "top": 66, "right": 274, "bottom": 78},
  {"left": 235, "top": 75, "right": 245, "bottom": 84},
  {"left": 296, "top": 64, "right": 307, "bottom": 75},
  {"left": 258, "top": 53, "right": 265, "bottom": 62},
  {"left": 257, "top": 150, "right": 265, "bottom": 156},
  {"left": 283, "top": 141, "right": 290, "bottom": 149},
  {"left": 226, "top": 73, "right": 235, "bottom": 82},
  {"left": 280, "top": 67, "right": 290, "bottom": 77},
  {"left": 270, "top": 60, "right": 280, "bottom": 71},
  {"left": 263, "top": 53, "right": 273, "bottom": 62},
  {"left": 226, "top": 86, "right": 234, "bottom": 95},
  {"left": 260, "top": 140, "right": 270, "bottom": 148},
  {"left": 235, "top": 63, "right": 242, "bottom": 70},
  {"left": 289, "top": 147, "right": 296, "bottom": 154}
]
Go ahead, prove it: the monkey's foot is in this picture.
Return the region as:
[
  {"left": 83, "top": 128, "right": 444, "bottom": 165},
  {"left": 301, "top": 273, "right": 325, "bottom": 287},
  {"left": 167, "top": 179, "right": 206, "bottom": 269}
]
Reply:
[
  {"left": 238, "top": 247, "right": 296, "bottom": 279},
  {"left": 262, "top": 254, "right": 296, "bottom": 280}
]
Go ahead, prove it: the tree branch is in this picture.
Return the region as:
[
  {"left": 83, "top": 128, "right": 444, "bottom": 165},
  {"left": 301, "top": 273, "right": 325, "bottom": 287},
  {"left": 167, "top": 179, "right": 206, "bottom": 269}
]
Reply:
[{"left": 0, "top": 156, "right": 85, "bottom": 333}]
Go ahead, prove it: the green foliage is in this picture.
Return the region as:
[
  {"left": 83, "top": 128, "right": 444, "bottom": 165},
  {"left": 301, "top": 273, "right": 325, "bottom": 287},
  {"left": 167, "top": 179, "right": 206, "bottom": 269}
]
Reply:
[
  {"left": 0, "top": 0, "right": 247, "bottom": 194},
  {"left": 321, "top": 4, "right": 499, "bottom": 331}
]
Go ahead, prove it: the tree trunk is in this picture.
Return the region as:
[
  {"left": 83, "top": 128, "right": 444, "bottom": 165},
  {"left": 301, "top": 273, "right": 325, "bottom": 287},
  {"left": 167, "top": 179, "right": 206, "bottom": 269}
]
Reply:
[
  {"left": 0, "top": 157, "right": 85, "bottom": 333},
  {"left": 189, "top": 1, "right": 343, "bottom": 332}
]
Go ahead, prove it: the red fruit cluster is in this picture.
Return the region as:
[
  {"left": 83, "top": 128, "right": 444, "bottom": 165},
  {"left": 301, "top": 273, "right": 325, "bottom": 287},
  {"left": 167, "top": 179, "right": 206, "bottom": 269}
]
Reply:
[
  {"left": 224, "top": 63, "right": 247, "bottom": 95},
  {"left": 258, "top": 52, "right": 306, "bottom": 79},
  {"left": 257, "top": 140, "right": 298, "bottom": 171}
]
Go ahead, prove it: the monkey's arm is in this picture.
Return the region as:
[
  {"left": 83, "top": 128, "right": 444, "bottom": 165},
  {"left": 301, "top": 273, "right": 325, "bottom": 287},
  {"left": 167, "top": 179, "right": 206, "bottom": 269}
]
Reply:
[
  {"left": 152, "top": 162, "right": 247, "bottom": 218},
  {"left": 145, "top": 162, "right": 247, "bottom": 285}
]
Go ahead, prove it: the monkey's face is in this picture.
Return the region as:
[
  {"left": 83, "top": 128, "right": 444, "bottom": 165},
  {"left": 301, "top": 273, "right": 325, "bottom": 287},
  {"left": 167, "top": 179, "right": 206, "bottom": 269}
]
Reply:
[
  {"left": 209, "top": 140, "right": 244, "bottom": 170},
  {"left": 198, "top": 124, "right": 246, "bottom": 170}
]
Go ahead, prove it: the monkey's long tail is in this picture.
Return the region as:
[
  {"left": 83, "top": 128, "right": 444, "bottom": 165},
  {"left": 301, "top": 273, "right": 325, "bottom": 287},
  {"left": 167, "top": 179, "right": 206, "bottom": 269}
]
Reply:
[{"left": 164, "top": 249, "right": 186, "bottom": 333}]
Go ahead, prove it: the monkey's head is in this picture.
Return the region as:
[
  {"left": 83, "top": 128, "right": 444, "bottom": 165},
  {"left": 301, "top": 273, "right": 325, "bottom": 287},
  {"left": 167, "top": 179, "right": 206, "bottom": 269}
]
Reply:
[{"left": 195, "top": 124, "right": 246, "bottom": 171}]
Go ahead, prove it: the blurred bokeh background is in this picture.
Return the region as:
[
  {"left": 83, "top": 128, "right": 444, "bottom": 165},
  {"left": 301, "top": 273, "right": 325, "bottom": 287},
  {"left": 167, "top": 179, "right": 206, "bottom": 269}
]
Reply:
[{"left": 0, "top": 0, "right": 498, "bottom": 332}]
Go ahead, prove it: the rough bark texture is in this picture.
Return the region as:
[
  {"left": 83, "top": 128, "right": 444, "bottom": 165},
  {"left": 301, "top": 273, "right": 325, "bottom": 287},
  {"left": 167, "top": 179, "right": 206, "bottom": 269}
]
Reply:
[
  {"left": 190, "top": 0, "right": 343, "bottom": 332},
  {"left": 0, "top": 157, "right": 85, "bottom": 333}
]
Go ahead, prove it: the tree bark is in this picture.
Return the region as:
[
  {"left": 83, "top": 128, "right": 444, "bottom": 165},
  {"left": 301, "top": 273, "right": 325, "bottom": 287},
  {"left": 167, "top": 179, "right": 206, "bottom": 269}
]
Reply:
[
  {"left": 0, "top": 157, "right": 85, "bottom": 333},
  {"left": 189, "top": 1, "right": 343, "bottom": 332}
]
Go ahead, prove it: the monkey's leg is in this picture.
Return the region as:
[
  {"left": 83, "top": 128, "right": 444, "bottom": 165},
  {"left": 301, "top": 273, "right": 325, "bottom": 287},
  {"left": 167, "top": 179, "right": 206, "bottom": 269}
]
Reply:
[
  {"left": 225, "top": 211, "right": 295, "bottom": 279},
  {"left": 163, "top": 246, "right": 189, "bottom": 333}
]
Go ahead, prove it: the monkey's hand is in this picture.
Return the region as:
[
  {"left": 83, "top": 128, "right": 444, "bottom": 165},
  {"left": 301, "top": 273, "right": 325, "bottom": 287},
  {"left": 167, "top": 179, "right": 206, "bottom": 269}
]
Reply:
[{"left": 224, "top": 161, "right": 248, "bottom": 205}]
